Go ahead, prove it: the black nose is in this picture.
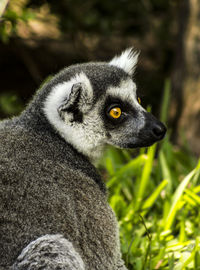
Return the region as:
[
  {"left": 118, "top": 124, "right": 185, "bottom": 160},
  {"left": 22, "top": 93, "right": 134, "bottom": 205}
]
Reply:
[{"left": 152, "top": 122, "right": 167, "bottom": 140}]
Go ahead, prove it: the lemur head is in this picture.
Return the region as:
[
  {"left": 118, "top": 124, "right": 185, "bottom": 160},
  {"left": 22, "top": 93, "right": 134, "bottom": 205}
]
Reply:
[{"left": 43, "top": 48, "right": 166, "bottom": 161}]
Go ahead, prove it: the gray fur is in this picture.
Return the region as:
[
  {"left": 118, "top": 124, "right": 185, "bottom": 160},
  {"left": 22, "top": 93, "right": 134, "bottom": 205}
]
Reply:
[
  {"left": 12, "top": 235, "right": 85, "bottom": 270},
  {"left": 0, "top": 49, "right": 166, "bottom": 269}
]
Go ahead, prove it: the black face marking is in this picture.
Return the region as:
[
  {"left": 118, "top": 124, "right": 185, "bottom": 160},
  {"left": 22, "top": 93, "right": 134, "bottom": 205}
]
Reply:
[
  {"left": 125, "top": 111, "right": 167, "bottom": 148},
  {"left": 101, "top": 95, "right": 138, "bottom": 130},
  {"left": 61, "top": 89, "right": 83, "bottom": 123},
  {"left": 140, "top": 112, "right": 167, "bottom": 140},
  {"left": 106, "top": 132, "right": 112, "bottom": 139},
  {"left": 70, "top": 109, "right": 83, "bottom": 123}
]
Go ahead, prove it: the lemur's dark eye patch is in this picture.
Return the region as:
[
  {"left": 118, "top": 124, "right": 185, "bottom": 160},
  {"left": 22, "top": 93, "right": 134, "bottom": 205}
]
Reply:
[
  {"left": 105, "top": 95, "right": 136, "bottom": 114},
  {"left": 103, "top": 102, "right": 125, "bottom": 127},
  {"left": 102, "top": 95, "right": 139, "bottom": 129}
]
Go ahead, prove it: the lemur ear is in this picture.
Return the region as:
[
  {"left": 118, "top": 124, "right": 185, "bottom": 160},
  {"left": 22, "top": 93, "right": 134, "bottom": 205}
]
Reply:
[
  {"left": 58, "top": 83, "right": 81, "bottom": 113},
  {"left": 58, "top": 73, "right": 93, "bottom": 122},
  {"left": 109, "top": 48, "right": 139, "bottom": 76}
]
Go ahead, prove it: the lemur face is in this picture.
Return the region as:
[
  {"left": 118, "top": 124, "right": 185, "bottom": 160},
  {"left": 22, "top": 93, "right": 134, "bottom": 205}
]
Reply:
[
  {"left": 101, "top": 78, "right": 166, "bottom": 149},
  {"left": 43, "top": 48, "right": 166, "bottom": 160}
]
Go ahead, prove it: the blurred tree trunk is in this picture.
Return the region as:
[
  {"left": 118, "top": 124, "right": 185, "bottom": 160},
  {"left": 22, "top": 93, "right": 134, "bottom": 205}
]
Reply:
[
  {"left": 0, "top": 0, "right": 9, "bottom": 17},
  {"left": 171, "top": 0, "right": 200, "bottom": 155}
]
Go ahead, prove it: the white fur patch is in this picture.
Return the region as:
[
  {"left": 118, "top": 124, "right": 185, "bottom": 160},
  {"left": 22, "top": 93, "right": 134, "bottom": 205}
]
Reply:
[
  {"left": 14, "top": 234, "right": 85, "bottom": 270},
  {"left": 43, "top": 73, "right": 105, "bottom": 161},
  {"left": 109, "top": 48, "right": 139, "bottom": 75},
  {"left": 107, "top": 79, "right": 143, "bottom": 111},
  {"left": 43, "top": 72, "right": 93, "bottom": 126}
]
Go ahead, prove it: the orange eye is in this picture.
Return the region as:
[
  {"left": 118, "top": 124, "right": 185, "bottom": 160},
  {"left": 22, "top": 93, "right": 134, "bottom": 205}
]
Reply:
[
  {"left": 109, "top": 107, "right": 122, "bottom": 119},
  {"left": 137, "top": 97, "right": 141, "bottom": 104}
]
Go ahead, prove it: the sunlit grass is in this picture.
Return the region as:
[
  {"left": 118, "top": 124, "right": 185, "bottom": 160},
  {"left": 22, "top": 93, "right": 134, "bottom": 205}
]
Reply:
[{"left": 99, "top": 141, "right": 200, "bottom": 270}]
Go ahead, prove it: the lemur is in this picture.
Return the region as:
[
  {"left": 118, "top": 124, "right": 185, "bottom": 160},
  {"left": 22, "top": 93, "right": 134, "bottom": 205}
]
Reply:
[{"left": 0, "top": 48, "right": 166, "bottom": 269}]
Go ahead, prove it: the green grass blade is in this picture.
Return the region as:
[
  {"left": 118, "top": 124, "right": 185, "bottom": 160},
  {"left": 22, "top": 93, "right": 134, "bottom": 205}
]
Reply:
[
  {"left": 184, "top": 188, "right": 200, "bottom": 205},
  {"left": 159, "top": 150, "right": 173, "bottom": 192},
  {"left": 160, "top": 79, "right": 171, "bottom": 124},
  {"left": 165, "top": 160, "right": 200, "bottom": 231},
  {"left": 182, "top": 237, "right": 200, "bottom": 268},
  {"left": 107, "top": 154, "right": 146, "bottom": 188},
  {"left": 195, "top": 251, "right": 200, "bottom": 269},
  {"left": 179, "top": 219, "right": 186, "bottom": 243},
  {"left": 141, "top": 179, "right": 168, "bottom": 216},
  {"left": 168, "top": 253, "right": 175, "bottom": 270},
  {"left": 135, "top": 144, "right": 156, "bottom": 211}
]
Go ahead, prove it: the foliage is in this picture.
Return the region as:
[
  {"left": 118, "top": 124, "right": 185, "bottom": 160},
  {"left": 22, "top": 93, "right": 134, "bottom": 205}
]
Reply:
[
  {"left": 27, "top": 0, "right": 175, "bottom": 36},
  {"left": 1, "top": 0, "right": 177, "bottom": 42},
  {"left": 99, "top": 82, "right": 200, "bottom": 269},
  {"left": 0, "top": 92, "right": 23, "bottom": 117},
  {"left": 100, "top": 141, "right": 199, "bottom": 269},
  {"left": 0, "top": 0, "right": 35, "bottom": 43}
]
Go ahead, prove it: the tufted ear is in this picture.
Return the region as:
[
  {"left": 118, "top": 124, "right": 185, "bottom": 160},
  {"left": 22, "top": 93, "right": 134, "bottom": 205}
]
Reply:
[
  {"left": 109, "top": 48, "right": 139, "bottom": 76},
  {"left": 57, "top": 73, "right": 93, "bottom": 122}
]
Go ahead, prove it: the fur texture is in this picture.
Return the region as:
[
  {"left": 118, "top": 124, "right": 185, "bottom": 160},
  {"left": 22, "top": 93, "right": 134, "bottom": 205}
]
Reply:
[
  {"left": 0, "top": 48, "right": 166, "bottom": 269},
  {"left": 109, "top": 48, "right": 139, "bottom": 75},
  {"left": 12, "top": 235, "right": 85, "bottom": 270}
]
